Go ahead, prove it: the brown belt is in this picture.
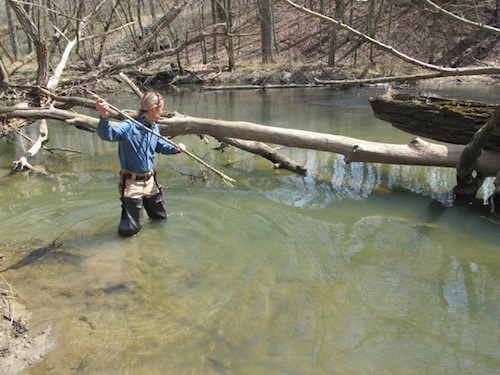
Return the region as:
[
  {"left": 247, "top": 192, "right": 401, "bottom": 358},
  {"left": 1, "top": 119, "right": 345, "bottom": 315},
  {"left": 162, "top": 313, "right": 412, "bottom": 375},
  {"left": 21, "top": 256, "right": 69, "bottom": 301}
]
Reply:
[{"left": 120, "top": 170, "right": 153, "bottom": 181}]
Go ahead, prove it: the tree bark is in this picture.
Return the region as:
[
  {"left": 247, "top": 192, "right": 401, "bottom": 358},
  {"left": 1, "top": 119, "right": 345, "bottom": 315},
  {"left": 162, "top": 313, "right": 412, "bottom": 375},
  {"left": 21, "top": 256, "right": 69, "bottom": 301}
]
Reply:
[
  {"left": 497, "top": 0, "right": 500, "bottom": 27},
  {"left": 6, "top": 0, "right": 50, "bottom": 86},
  {"left": 219, "top": 137, "right": 308, "bottom": 175},
  {"left": 327, "top": 0, "right": 345, "bottom": 67},
  {"left": 369, "top": 93, "right": 500, "bottom": 151},
  {"left": 258, "top": 0, "right": 275, "bottom": 64},
  {"left": 0, "top": 59, "right": 9, "bottom": 84},
  {"left": 454, "top": 105, "right": 500, "bottom": 200},
  {"left": 5, "top": 0, "right": 19, "bottom": 60},
  {"left": 488, "top": 170, "right": 500, "bottom": 213}
]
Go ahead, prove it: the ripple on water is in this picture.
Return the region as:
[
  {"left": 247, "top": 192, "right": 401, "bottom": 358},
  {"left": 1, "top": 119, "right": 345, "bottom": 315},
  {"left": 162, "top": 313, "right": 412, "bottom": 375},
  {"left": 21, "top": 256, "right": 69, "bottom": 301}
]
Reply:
[{"left": 3, "top": 189, "right": 500, "bottom": 374}]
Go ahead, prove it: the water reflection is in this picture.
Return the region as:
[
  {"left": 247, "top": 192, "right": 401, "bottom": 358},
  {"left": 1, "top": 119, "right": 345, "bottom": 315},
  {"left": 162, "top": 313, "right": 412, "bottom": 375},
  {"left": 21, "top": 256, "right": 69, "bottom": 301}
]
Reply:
[
  {"left": 263, "top": 153, "right": 460, "bottom": 210},
  {"left": 0, "top": 86, "right": 499, "bottom": 374}
]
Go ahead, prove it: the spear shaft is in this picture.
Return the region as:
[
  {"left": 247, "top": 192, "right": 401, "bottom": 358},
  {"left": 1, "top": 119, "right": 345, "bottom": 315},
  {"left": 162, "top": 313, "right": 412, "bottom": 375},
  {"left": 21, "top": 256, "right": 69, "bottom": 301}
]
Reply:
[{"left": 90, "top": 92, "right": 236, "bottom": 186}]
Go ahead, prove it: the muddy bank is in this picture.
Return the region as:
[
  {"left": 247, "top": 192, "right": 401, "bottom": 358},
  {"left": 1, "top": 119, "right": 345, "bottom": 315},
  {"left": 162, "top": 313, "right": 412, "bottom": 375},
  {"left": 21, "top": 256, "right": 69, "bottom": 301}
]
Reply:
[{"left": 0, "top": 249, "right": 53, "bottom": 375}]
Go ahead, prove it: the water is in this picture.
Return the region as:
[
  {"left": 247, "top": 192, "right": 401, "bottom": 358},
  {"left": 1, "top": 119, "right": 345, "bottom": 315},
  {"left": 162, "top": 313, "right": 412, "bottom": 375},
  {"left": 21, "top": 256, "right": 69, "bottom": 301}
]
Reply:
[{"left": 0, "top": 84, "right": 499, "bottom": 374}]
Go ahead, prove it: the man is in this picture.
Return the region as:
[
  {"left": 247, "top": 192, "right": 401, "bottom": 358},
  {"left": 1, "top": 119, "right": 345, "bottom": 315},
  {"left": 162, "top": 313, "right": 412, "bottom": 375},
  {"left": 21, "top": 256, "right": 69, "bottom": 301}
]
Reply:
[{"left": 95, "top": 92, "right": 185, "bottom": 237}]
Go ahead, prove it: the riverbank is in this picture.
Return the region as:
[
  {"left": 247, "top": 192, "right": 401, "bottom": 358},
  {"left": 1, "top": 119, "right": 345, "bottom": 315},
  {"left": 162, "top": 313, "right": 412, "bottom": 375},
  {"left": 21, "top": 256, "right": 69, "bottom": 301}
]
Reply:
[
  {"left": 0, "top": 248, "right": 53, "bottom": 374},
  {"left": 123, "top": 61, "right": 500, "bottom": 89},
  {"left": 194, "top": 65, "right": 500, "bottom": 88}
]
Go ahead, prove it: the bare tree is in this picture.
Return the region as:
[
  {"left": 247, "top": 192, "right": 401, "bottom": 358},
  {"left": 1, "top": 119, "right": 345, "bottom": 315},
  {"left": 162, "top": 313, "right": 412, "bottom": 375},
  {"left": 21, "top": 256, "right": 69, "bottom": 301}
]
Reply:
[
  {"left": 422, "top": 0, "right": 500, "bottom": 36},
  {"left": 258, "top": 0, "right": 275, "bottom": 64},
  {"left": 211, "top": 0, "right": 223, "bottom": 60},
  {"left": 136, "top": 0, "right": 194, "bottom": 54},
  {"left": 497, "top": 0, "right": 500, "bottom": 27},
  {"left": 284, "top": 0, "right": 500, "bottom": 77},
  {"left": 223, "top": 0, "right": 235, "bottom": 71},
  {"left": 6, "top": 0, "right": 50, "bottom": 86},
  {"left": 328, "top": 0, "right": 345, "bottom": 67},
  {"left": 5, "top": 0, "right": 19, "bottom": 61},
  {"left": 210, "top": 0, "right": 235, "bottom": 70}
]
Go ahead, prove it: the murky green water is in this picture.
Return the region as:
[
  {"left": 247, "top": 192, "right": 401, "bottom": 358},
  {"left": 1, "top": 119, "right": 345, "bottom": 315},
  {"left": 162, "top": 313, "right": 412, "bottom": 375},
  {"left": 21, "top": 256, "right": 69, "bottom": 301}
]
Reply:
[{"left": 0, "top": 85, "right": 499, "bottom": 374}]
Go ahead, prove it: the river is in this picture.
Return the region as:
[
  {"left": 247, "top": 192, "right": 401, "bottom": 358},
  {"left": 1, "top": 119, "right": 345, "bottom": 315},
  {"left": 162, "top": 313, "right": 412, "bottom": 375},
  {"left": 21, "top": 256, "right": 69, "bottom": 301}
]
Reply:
[{"left": 0, "top": 83, "right": 499, "bottom": 374}]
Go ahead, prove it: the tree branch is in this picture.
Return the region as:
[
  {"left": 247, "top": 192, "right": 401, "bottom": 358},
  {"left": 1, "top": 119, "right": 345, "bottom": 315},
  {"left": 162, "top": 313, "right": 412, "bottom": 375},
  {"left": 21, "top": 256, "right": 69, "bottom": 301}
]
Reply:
[
  {"left": 422, "top": 0, "right": 500, "bottom": 36},
  {"left": 3, "top": 105, "right": 499, "bottom": 176},
  {"left": 12, "top": 119, "right": 48, "bottom": 171},
  {"left": 283, "top": 0, "right": 500, "bottom": 74}
]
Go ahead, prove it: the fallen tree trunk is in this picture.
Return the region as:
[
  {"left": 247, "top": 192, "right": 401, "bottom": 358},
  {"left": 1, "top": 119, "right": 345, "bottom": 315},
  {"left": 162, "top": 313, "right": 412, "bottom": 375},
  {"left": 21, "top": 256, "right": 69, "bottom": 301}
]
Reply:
[
  {"left": 316, "top": 70, "right": 500, "bottom": 87},
  {"left": 160, "top": 112, "right": 500, "bottom": 176},
  {"left": 2, "top": 105, "right": 499, "bottom": 176},
  {"left": 218, "top": 137, "right": 308, "bottom": 175},
  {"left": 454, "top": 105, "right": 500, "bottom": 200},
  {"left": 369, "top": 93, "right": 500, "bottom": 150}
]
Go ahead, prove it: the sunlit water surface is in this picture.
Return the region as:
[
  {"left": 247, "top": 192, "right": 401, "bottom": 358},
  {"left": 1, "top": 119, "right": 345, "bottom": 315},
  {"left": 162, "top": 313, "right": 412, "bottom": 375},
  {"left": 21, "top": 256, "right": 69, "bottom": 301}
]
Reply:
[{"left": 0, "top": 84, "right": 499, "bottom": 374}]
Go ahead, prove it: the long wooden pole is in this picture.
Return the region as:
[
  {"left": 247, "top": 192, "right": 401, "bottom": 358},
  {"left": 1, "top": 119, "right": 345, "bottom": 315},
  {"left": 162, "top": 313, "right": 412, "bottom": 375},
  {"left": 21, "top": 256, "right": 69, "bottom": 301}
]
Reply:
[{"left": 89, "top": 92, "right": 236, "bottom": 186}]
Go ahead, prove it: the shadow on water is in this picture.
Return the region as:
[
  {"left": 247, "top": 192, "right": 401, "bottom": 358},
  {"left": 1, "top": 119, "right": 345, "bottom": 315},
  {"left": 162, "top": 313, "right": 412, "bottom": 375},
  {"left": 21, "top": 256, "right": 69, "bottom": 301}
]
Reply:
[{"left": 0, "top": 240, "right": 85, "bottom": 273}]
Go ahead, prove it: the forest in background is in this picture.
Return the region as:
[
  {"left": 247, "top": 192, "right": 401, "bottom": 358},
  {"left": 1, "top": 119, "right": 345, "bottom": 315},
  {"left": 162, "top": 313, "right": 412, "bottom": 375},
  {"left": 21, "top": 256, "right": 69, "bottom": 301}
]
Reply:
[{"left": 0, "top": 0, "right": 499, "bottom": 89}]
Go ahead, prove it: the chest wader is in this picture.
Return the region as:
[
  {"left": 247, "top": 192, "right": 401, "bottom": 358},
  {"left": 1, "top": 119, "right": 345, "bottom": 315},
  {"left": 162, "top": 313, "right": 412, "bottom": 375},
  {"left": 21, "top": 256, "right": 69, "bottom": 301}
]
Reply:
[{"left": 118, "top": 171, "right": 168, "bottom": 237}]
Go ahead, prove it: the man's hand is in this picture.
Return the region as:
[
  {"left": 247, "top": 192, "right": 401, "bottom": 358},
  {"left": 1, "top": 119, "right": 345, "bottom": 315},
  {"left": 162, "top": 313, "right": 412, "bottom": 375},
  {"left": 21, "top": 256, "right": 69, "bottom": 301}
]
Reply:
[{"left": 96, "top": 99, "right": 110, "bottom": 119}]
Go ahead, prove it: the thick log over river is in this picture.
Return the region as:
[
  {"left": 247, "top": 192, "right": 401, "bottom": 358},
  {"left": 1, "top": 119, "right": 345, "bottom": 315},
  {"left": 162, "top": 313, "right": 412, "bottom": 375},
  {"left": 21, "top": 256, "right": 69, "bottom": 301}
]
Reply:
[{"left": 0, "top": 84, "right": 499, "bottom": 374}]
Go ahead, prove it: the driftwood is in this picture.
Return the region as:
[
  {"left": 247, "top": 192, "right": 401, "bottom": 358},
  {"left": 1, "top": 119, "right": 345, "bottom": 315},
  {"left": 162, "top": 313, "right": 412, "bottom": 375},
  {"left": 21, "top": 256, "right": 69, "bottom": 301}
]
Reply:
[
  {"left": 368, "top": 91, "right": 500, "bottom": 211},
  {"left": 159, "top": 111, "right": 500, "bottom": 176},
  {"left": 369, "top": 92, "right": 500, "bottom": 151},
  {"left": 12, "top": 119, "right": 48, "bottom": 171},
  {"left": 454, "top": 105, "right": 500, "bottom": 200},
  {"left": 2, "top": 105, "right": 500, "bottom": 175},
  {"left": 218, "top": 137, "right": 308, "bottom": 175}
]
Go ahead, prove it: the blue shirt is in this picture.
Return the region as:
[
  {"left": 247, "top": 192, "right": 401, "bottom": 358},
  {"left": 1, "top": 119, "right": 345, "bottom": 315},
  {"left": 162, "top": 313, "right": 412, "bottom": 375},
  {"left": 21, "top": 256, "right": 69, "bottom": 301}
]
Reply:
[{"left": 97, "top": 116, "right": 178, "bottom": 174}]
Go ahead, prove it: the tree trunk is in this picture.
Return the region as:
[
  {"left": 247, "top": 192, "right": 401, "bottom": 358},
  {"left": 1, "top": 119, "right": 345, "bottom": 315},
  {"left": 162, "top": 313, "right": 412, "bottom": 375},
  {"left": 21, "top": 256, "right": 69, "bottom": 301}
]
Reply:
[
  {"left": 12, "top": 119, "right": 48, "bottom": 171},
  {"left": 454, "top": 106, "right": 500, "bottom": 200},
  {"left": 369, "top": 93, "right": 500, "bottom": 151},
  {"left": 4, "top": 104, "right": 499, "bottom": 177},
  {"left": 220, "top": 137, "right": 308, "bottom": 175},
  {"left": 0, "top": 59, "right": 9, "bottom": 84},
  {"left": 223, "top": 0, "right": 235, "bottom": 72},
  {"left": 258, "top": 0, "right": 275, "bottom": 64},
  {"left": 159, "top": 112, "right": 500, "bottom": 175},
  {"left": 6, "top": 0, "right": 50, "bottom": 86},
  {"left": 5, "top": 0, "right": 19, "bottom": 60},
  {"left": 211, "top": 0, "right": 223, "bottom": 60},
  {"left": 497, "top": 0, "right": 500, "bottom": 27},
  {"left": 328, "top": 0, "right": 345, "bottom": 67}
]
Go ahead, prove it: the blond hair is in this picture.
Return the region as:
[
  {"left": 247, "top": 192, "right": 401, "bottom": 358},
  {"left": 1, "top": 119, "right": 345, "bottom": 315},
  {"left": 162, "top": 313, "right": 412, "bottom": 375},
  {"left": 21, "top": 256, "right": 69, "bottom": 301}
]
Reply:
[{"left": 139, "top": 92, "right": 163, "bottom": 112}]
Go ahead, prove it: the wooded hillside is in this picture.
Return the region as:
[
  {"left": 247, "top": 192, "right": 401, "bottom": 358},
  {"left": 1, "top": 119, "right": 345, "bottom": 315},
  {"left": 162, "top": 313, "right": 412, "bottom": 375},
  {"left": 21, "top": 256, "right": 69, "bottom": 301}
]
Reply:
[{"left": 0, "top": 0, "right": 498, "bottom": 87}]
